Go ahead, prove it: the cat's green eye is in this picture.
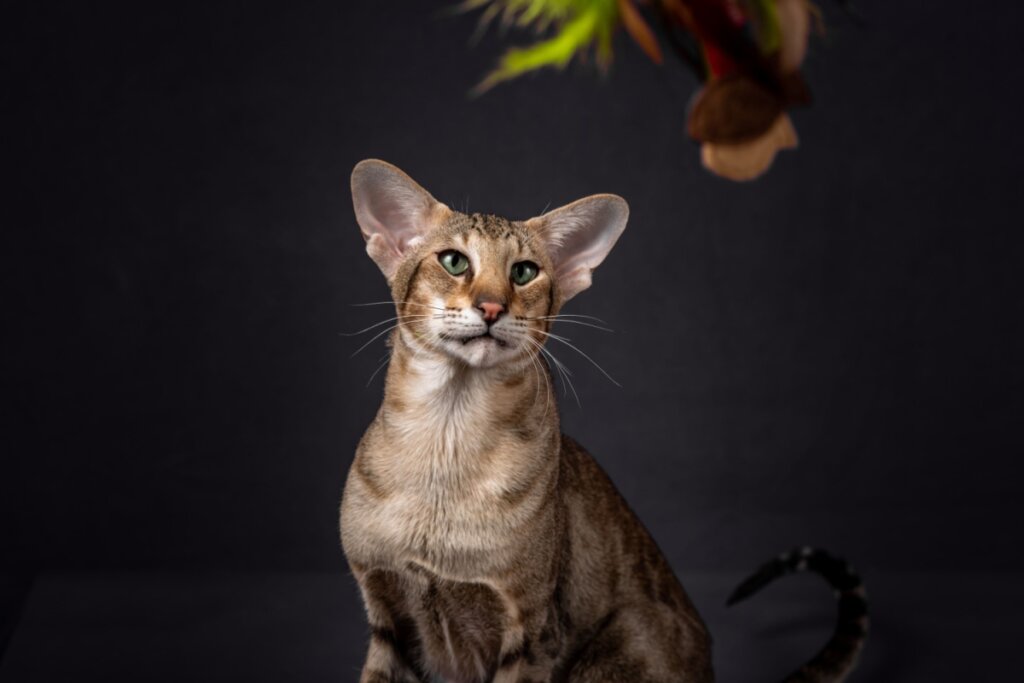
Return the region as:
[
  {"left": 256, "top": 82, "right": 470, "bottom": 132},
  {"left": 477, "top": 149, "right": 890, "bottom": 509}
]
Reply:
[
  {"left": 511, "top": 261, "right": 539, "bottom": 286},
  {"left": 439, "top": 250, "right": 469, "bottom": 276}
]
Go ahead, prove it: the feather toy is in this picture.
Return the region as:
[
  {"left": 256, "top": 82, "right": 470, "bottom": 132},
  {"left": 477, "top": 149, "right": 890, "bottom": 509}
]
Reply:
[{"left": 466, "top": 0, "right": 832, "bottom": 181}]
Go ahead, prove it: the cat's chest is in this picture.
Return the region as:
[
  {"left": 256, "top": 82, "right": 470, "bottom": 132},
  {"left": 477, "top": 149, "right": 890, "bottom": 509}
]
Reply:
[
  {"left": 342, "top": 432, "right": 537, "bottom": 578},
  {"left": 342, "top": 366, "right": 550, "bottom": 576},
  {"left": 353, "top": 466, "right": 505, "bottom": 556}
]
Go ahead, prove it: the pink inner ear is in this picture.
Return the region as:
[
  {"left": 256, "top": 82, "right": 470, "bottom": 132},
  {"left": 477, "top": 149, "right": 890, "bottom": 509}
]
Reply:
[
  {"left": 552, "top": 219, "right": 617, "bottom": 279},
  {"left": 351, "top": 160, "right": 443, "bottom": 278},
  {"left": 356, "top": 176, "right": 431, "bottom": 251},
  {"left": 534, "top": 195, "right": 628, "bottom": 301},
  {"left": 361, "top": 202, "right": 414, "bottom": 257}
]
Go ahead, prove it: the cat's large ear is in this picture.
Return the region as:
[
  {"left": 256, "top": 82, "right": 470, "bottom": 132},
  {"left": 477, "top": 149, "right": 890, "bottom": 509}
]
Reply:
[
  {"left": 526, "top": 194, "right": 629, "bottom": 302},
  {"left": 351, "top": 159, "right": 450, "bottom": 280}
]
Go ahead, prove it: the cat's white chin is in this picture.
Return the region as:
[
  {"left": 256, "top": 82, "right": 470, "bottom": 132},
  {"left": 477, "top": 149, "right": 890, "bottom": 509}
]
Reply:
[{"left": 443, "top": 335, "right": 516, "bottom": 368}]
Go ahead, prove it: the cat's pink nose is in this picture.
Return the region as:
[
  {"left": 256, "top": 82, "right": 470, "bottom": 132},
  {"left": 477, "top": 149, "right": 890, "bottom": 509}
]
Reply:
[{"left": 477, "top": 301, "right": 506, "bottom": 323}]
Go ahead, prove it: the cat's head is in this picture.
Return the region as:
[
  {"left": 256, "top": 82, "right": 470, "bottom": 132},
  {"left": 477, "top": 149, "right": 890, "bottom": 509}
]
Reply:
[{"left": 351, "top": 159, "right": 627, "bottom": 369}]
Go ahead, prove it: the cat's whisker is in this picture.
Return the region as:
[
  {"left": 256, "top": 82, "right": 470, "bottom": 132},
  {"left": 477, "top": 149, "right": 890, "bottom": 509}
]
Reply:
[
  {"left": 518, "top": 343, "right": 540, "bottom": 400},
  {"left": 341, "top": 315, "right": 435, "bottom": 337},
  {"left": 352, "top": 301, "right": 447, "bottom": 312},
  {"left": 523, "top": 335, "right": 580, "bottom": 407},
  {"left": 526, "top": 348, "right": 553, "bottom": 424},
  {"left": 528, "top": 313, "right": 610, "bottom": 325},
  {"left": 532, "top": 319, "right": 614, "bottom": 333},
  {"left": 351, "top": 324, "right": 401, "bottom": 358},
  {"left": 365, "top": 352, "right": 392, "bottom": 387},
  {"left": 548, "top": 350, "right": 581, "bottom": 408},
  {"left": 350, "top": 316, "right": 442, "bottom": 358},
  {"left": 528, "top": 341, "right": 565, "bottom": 399},
  {"left": 533, "top": 329, "right": 620, "bottom": 388}
]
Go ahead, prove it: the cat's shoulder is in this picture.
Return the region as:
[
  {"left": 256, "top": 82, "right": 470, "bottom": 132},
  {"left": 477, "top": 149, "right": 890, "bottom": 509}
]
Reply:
[{"left": 558, "top": 433, "right": 614, "bottom": 488}]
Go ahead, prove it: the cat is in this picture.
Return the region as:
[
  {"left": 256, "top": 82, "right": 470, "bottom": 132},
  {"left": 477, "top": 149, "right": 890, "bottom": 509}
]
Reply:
[{"left": 339, "top": 159, "right": 868, "bottom": 683}]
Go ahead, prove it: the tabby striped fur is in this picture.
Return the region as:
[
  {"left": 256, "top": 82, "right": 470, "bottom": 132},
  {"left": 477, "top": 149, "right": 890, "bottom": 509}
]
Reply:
[{"left": 339, "top": 160, "right": 866, "bottom": 683}]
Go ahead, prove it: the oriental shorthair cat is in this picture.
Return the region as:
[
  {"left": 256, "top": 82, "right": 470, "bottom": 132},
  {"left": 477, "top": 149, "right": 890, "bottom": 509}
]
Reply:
[{"left": 339, "top": 160, "right": 868, "bottom": 683}]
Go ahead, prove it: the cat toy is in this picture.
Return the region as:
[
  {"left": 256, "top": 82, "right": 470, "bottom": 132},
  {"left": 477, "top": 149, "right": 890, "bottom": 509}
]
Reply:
[{"left": 464, "top": 0, "right": 832, "bottom": 181}]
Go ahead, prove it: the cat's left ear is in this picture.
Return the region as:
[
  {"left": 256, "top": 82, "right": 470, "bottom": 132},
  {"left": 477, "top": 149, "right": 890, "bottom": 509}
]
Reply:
[
  {"left": 351, "top": 159, "right": 450, "bottom": 281},
  {"left": 525, "top": 194, "right": 629, "bottom": 302}
]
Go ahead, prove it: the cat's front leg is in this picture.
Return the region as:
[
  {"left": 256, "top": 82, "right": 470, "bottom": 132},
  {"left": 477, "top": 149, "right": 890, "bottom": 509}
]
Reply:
[
  {"left": 489, "top": 585, "right": 559, "bottom": 683},
  {"left": 358, "top": 641, "right": 420, "bottom": 683},
  {"left": 353, "top": 567, "right": 421, "bottom": 683},
  {"left": 491, "top": 627, "right": 525, "bottom": 683}
]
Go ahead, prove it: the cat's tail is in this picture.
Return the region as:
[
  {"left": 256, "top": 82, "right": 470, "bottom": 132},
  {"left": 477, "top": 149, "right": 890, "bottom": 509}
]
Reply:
[{"left": 727, "top": 547, "right": 868, "bottom": 683}]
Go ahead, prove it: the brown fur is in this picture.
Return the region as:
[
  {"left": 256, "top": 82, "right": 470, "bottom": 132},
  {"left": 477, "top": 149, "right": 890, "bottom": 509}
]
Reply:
[
  {"left": 342, "top": 169, "right": 711, "bottom": 681},
  {"left": 340, "top": 160, "right": 863, "bottom": 683}
]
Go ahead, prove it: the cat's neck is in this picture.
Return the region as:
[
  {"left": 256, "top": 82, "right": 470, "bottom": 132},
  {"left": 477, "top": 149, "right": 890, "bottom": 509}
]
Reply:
[{"left": 377, "top": 330, "right": 556, "bottom": 469}]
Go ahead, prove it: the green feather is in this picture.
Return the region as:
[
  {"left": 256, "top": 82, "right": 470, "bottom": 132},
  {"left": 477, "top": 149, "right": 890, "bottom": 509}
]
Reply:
[
  {"left": 472, "top": 0, "right": 619, "bottom": 94},
  {"left": 741, "top": 0, "right": 783, "bottom": 55}
]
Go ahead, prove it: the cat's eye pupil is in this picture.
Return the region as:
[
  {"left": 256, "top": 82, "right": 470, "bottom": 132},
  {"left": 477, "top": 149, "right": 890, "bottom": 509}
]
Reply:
[
  {"left": 439, "top": 250, "right": 469, "bottom": 276},
  {"left": 511, "top": 261, "right": 538, "bottom": 285}
]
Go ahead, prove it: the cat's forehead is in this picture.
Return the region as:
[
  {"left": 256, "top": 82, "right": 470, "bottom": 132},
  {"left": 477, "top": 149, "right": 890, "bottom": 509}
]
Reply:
[
  {"left": 448, "top": 214, "right": 520, "bottom": 240},
  {"left": 439, "top": 212, "right": 528, "bottom": 247}
]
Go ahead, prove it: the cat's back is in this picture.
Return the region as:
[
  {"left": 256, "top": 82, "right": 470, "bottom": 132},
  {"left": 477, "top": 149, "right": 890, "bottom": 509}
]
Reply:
[
  {"left": 556, "top": 433, "right": 656, "bottom": 543},
  {"left": 556, "top": 434, "right": 712, "bottom": 675}
]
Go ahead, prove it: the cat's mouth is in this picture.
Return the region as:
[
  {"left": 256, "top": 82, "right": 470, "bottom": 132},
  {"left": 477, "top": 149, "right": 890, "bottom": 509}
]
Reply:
[{"left": 443, "top": 332, "right": 508, "bottom": 348}]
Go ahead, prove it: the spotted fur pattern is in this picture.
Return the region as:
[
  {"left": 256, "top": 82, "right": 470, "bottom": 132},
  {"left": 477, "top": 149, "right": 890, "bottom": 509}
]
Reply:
[{"left": 340, "top": 160, "right": 866, "bottom": 683}]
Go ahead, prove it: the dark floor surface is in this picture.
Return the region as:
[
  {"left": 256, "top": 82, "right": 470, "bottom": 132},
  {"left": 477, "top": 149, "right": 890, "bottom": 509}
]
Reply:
[{"left": 0, "top": 569, "right": 1017, "bottom": 682}]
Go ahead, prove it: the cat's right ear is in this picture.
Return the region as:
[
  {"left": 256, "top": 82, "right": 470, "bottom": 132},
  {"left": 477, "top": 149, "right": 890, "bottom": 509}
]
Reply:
[
  {"left": 351, "top": 159, "right": 450, "bottom": 281},
  {"left": 525, "top": 194, "right": 629, "bottom": 303}
]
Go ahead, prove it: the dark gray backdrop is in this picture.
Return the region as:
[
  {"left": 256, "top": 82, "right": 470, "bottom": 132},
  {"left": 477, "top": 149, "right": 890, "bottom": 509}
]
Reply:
[{"left": 5, "top": 0, "right": 1022, "bottom": 582}]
